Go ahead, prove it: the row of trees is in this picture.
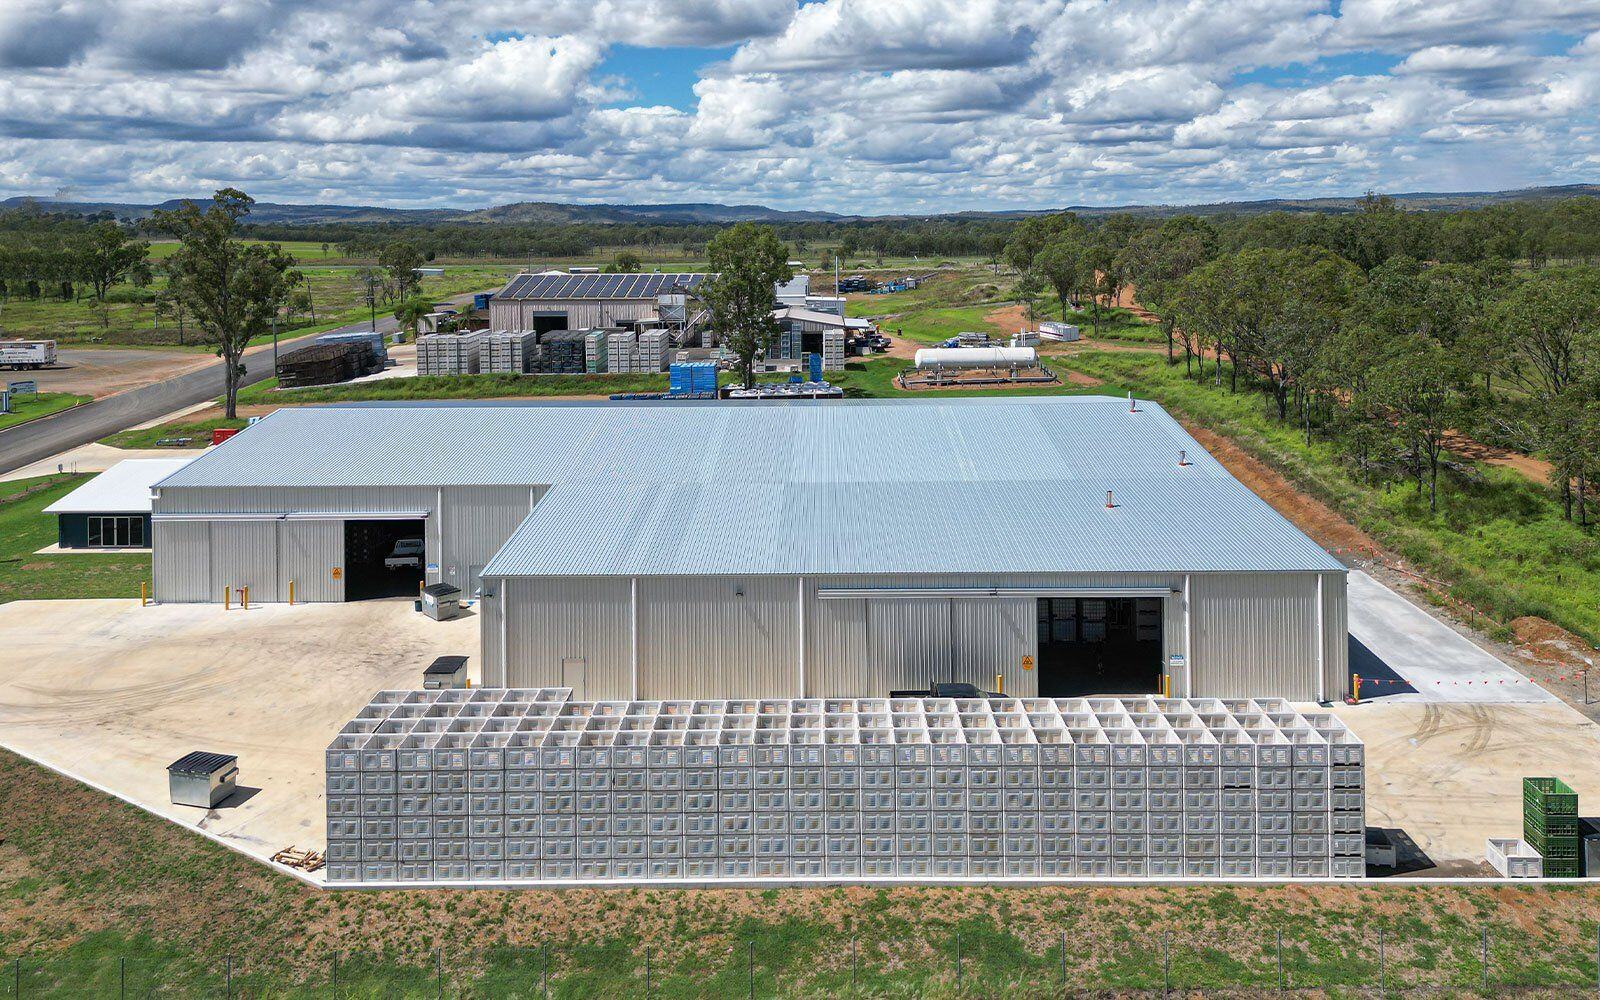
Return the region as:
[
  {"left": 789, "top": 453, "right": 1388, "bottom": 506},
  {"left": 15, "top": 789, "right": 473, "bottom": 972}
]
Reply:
[{"left": 1002, "top": 201, "right": 1600, "bottom": 522}]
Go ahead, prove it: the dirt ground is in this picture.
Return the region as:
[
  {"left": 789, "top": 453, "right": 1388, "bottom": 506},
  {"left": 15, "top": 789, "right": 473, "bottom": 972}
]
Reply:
[
  {"left": 1333, "top": 700, "right": 1600, "bottom": 866},
  {"left": 0, "top": 598, "right": 479, "bottom": 874},
  {"left": 22, "top": 348, "right": 212, "bottom": 398}
]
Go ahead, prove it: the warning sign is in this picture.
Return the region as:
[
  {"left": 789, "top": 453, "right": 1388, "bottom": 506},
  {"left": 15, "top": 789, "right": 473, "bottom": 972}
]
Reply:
[
  {"left": 331, "top": 567, "right": 343, "bottom": 580},
  {"left": 1021, "top": 655, "right": 1034, "bottom": 671}
]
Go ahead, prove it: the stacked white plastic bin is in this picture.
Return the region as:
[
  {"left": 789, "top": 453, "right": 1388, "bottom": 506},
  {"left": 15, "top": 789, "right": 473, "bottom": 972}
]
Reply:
[
  {"left": 481, "top": 331, "right": 539, "bottom": 374},
  {"left": 416, "top": 332, "right": 483, "bottom": 376},
  {"left": 325, "top": 693, "right": 1364, "bottom": 884}
]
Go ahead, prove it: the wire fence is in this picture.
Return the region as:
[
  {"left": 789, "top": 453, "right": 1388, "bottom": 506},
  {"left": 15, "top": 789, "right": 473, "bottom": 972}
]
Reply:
[{"left": 7, "top": 924, "right": 1600, "bottom": 998}]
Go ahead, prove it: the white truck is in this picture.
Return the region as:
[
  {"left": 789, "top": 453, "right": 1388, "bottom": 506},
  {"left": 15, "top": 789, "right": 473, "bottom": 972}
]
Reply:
[
  {"left": 384, "top": 538, "right": 425, "bottom": 570},
  {"left": 0, "top": 340, "right": 56, "bottom": 370}
]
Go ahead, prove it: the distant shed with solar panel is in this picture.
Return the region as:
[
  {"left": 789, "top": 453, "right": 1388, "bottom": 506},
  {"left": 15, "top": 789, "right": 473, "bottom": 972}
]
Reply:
[
  {"left": 147, "top": 396, "right": 1350, "bottom": 704},
  {"left": 488, "top": 272, "right": 711, "bottom": 335}
]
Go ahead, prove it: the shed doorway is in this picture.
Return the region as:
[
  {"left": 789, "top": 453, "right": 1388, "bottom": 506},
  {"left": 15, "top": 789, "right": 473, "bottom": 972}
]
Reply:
[
  {"left": 343, "top": 519, "right": 426, "bottom": 601},
  {"left": 1036, "top": 597, "right": 1163, "bottom": 697}
]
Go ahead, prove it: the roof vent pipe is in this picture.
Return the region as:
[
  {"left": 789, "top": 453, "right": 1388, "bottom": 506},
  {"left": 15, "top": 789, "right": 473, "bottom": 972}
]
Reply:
[
  {"left": 1105, "top": 490, "right": 1117, "bottom": 509},
  {"left": 1178, "top": 450, "right": 1190, "bottom": 467},
  {"left": 1127, "top": 391, "right": 1139, "bottom": 413}
]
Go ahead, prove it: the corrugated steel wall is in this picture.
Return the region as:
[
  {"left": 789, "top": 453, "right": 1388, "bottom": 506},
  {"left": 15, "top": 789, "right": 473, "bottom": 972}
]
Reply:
[
  {"left": 152, "top": 522, "right": 211, "bottom": 602},
  {"left": 500, "top": 577, "right": 632, "bottom": 697},
  {"left": 638, "top": 576, "right": 795, "bottom": 699},
  {"left": 487, "top": 300, "right": 658, "bottom": 333},
  {"left": 440, "top": 486, "right": 540, "bottom": 592},
  {"left": 496, "top": 570, "right": 1345, "bottom": 701},
  {"left": 208, "top": 521, "right": 277, "bottom": 602},
  {"left": 480, "top": 586, "right": 504, "bottom": 685},
  {"left": 151, "top": 485, "right": 535, "bottom": 603},
  {"left": 1321, "top": 571, "right": 1349, "bottom": 701},
  {"left": 281, "top": 520, "right": 344, "bottom": 602},
  {"left": 1189, "top": 572, "right": 1321, "bottom": 700}
]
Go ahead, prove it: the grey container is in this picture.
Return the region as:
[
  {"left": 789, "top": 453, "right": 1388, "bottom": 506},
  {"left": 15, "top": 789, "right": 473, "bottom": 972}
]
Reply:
[{"left": 167, "top": 751, "right": 238, "bottom": 808}]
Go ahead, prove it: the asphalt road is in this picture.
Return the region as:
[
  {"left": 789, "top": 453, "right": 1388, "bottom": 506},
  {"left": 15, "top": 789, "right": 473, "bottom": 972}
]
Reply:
[{"left": 0, "top": 314, "right": 400, "bottom": 475}]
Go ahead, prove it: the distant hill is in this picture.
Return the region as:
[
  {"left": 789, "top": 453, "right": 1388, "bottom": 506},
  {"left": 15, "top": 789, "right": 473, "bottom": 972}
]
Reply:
[
  {"left": 455, "top": 201, "right": 844, "bottom": 224},
  {"left": 3, "top": 184, "right": 1596, "bottom": 227}
]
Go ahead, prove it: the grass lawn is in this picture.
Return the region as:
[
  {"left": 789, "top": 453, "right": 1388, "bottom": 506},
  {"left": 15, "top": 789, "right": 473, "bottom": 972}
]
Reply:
[
  {"left": 4, "top": 744, "right": 1600, "bottom": 996},
  {"left": 98, "top": 417, "right": 247, "bottom": 450},
  {"left": 235, "top": 371, "right": 673, "bottom": 406},
  {"left": 0, "top": 475, "right": 148, "bottom": 604},
  {"left": 0, "top": 391, "right": 89, "bottom": 432},
  {"left": 1, "top": 265, "right": 512, "bottom": 351}
]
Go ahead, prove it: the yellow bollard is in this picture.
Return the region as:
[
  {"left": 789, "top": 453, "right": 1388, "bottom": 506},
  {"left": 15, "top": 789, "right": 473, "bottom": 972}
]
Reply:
[
  {"left": 224, "top": 586, "right": 231, "bottom": 610},
  {"left": 994, "top": 672, "right": 1004, "bottom": 695},
  {"left": 289, "top": 580, "right": 296, "bottom": 606},
  {"left": 140, "top": 581, "right": 148, "bottom": 607},
  {"left": 1352, "top": 674, "right": 1361, "bottom": 705},
  {"left": 242, "top": 585, "right": 249, "bottom": 610},
  {"left": 419, "top": 579, "right": 426, "bottom": 597}
]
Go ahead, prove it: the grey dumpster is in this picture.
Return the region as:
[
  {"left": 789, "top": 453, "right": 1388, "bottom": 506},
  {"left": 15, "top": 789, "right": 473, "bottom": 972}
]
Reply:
[
  {"left": 420, "top": 583, "right": 461, "bottom": 621},
  {"left": 167, "top": 751, "right": 238, "bottom": 808},
  {"left": 423, "top": 655, "right": 469, "bottom": 690}
]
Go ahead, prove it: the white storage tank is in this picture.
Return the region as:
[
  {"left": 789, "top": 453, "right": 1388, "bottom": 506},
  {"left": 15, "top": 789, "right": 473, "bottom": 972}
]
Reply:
[{"left": 913, "top": 346, "right": 1037, "bottom": 370}]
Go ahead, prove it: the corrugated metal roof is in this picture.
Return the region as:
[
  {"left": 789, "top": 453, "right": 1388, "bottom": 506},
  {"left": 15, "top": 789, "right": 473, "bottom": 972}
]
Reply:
[
  {"left": 493, "top": 272, "right": 709, "bottom": 301},
  {"left": 156, "top": 398, "right": 1342, "bottom": 576},
  {"left": 45, "top": 458, "right": 196, "bottom": 514}
]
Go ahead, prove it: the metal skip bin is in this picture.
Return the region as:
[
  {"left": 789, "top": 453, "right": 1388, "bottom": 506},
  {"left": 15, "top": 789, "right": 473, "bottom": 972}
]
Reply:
[
  {"left": 168, "top": 751, "right": 239, "bottom": 808},
  {"left": 421, "top": 583, "right": 462, "bottom": 621}
]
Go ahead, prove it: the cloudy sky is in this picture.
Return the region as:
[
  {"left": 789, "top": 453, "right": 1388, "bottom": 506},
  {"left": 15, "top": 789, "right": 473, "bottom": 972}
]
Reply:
[{"left": 2, "top": 0, "right": 1598, "bottom": 214}]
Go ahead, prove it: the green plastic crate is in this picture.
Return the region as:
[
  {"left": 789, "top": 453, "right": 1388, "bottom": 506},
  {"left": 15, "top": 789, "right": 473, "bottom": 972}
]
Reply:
[
  {"left": 1523, "top": 777, "right": 1578, "bottom": 817},
  {"left": 1543, "top": 859, "right": 1581, "bottom": 879},
  {"left": 1525, "top": 832, "right": 1579, "bottom": 860},
  {"left": 1525, "top": 812, "right": 1580, "bottom": 840}
]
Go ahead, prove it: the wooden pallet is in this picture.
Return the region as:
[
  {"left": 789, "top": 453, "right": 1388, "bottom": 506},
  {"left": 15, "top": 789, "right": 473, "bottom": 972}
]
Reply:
[{"left": 272, "top": 846, "right": 325, "bottom": 873}]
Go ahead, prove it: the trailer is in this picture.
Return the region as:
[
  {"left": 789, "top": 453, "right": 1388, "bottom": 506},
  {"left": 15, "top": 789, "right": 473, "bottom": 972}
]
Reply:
[{"left": 0, "top": 340, "right": 57, "bottom": 370}]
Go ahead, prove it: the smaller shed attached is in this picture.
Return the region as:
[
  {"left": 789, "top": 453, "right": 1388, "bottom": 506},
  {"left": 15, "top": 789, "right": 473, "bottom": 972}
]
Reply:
[{"left": 45, "top": 457, "right": 194, "bottom": 550}]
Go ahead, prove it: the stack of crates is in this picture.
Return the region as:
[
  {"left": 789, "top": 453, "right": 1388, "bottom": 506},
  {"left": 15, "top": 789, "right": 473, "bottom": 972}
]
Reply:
[
  {"left": 821, "top": 328, "right": 845, "bottom": 370},
  {"left": 638, "top": 329, "right": 671, "bottom": 373},
  {"left": 605, "top": 330, "right": 639, "bottom": 373},
  {"left": 534, "top": 330, "right": 587, "bottom": 374},
  {"left": 1524, "top": 777, "right": 1579, "bottom": 878},
  {"left": 584, "top": 331, "right": 608, "bottom": 373},
  {"left": 317, "top": 331, "right": 388, "bottom": 368},
  {"left": 669, "top": 362, "right": 719, "bottom": 396},
  {"left": 481, "top": 331, "right": 539, "bottom": 374},
  {"left": 326, "top": 694, "right": 1364, "bottom": 884},
  {"left": 417, "top": 332, "right": 482, "bottom": 376}
]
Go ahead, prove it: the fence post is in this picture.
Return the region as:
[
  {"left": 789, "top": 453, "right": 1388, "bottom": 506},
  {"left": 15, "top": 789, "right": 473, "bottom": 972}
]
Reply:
[
  {"left": 12, "top": 957, "right": 17, "bottom": 998},
  {"left": 332, "top": 951, "right": 338, "bottom": 990},
  {"left": 1277, "top": 928, "right": 1284, "bottom": 993},
  {"left": 436, "top": 948, "right": 443, "bottom": 1000},
  {"left": 543, "top": 944, "right": 550, "bottom": 1000},
  {"left": 645, "top": 946, "right": 651, "bottom": 999},
  {"left": 120, "top": 956, "right": 125, "bottom": 999},
  {"left": 1481, "top": 927, "right": 1489, "bottom": 992},
  {"left": 956, "top": 930, "right": 962, "bottom": 987},
  {"left": 851, "top": 937, "right": 857, "bottom": 994},
  {"left": 747, "top": 941, "right": 755, "bottom": 1000},
  {"left": 225, "top": 954, "right": 232, "bottom": 999},
  {"left": 1163, "top": 932, "right": 1171, "bottom": 997},
  {"left": 1061, "top": 930, "right": 1067, "bottom": 992}
]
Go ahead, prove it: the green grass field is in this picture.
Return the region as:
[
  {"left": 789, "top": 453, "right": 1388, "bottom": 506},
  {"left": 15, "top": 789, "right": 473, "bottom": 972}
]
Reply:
[
  {"left": 98, "top": 417, "right": 247, "bottom": 450},
  {"left": 0, "top": 475, "right": 148, "bottom": 604},
  {"left": 144, "top": 239, "right": 348, "bottom": 261},
  {"left": 0, "top": 391, "right": 89, "bottom": 432},
  {"left": 0, "top": 265, "right": 512, "bottom": 350}
]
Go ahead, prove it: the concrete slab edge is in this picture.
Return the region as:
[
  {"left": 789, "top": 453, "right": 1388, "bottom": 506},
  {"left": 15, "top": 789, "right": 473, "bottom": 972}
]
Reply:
[
  {"left": 0, "top": 739, "right": 323, "bottom": 889},
  {"left": 325, "top": 874, "right": 1600, "bottom": 891}
]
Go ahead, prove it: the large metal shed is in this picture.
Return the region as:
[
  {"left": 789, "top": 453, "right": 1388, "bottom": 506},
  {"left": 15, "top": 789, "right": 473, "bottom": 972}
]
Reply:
[
  {"left": 487, "top": 272, "right": 709, "bottom": 334},
  {"left": 150, "top": 398, "right": 1349, "bottom": 702}
]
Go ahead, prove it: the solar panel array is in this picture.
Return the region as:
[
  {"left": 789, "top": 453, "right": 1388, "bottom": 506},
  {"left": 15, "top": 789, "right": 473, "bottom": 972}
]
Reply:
[
  {"left": 496, "top": 273, "right": 709, "bottom": 301},
  {"left": 325, "top": 690, "right": 1365, "bottom": 885}
]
